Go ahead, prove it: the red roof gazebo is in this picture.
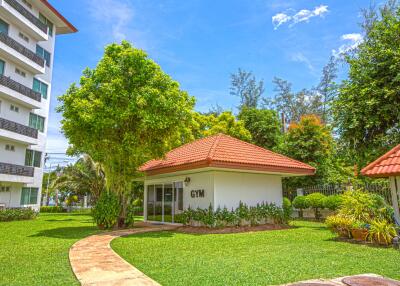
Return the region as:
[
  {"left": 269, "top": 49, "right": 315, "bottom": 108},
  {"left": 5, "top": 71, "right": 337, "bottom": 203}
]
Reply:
[{"left": 361, "top": 144, "right": 400, "bottom": 224}]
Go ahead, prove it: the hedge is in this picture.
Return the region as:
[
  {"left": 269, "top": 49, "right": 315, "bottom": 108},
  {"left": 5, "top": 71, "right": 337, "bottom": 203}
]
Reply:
[{"left": 0, "top": 208, "right": 37, "bottom": 222}]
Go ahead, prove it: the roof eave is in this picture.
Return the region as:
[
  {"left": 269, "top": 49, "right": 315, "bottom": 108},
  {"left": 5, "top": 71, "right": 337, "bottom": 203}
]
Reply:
[{"left": 35, "top": 0, "right": 77, "bottom": 34}]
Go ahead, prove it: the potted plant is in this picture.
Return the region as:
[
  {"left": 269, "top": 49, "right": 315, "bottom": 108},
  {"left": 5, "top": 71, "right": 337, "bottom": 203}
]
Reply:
[
  {"left": 368, "top": 220, "right": 397, "bottom": 245},
  {"left": 351, "top": 221, "right": 369, "bottom": 241}
]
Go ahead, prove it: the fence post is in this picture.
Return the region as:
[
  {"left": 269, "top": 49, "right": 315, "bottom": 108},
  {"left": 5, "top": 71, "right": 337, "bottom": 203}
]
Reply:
[{"left": 296, "top": 188, "right": 304, "bottom": 196}]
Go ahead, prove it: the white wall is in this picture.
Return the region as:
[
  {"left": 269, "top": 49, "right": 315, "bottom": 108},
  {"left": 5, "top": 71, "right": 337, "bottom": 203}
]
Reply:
[
  {"left": 213, "top": 171, "right": 283, "bottom": 210},
  {"left": 0, "top": 182, "right": 23, "bottom": 207}
]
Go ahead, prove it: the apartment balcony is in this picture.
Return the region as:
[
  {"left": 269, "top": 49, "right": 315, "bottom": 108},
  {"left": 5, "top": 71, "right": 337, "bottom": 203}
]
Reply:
[
  {"left": 0, "top": 74, "right": 41, "bottom": 108},
  {"left": 0, "top": 31, "right": 45, "bottom": 74},
  {"left": 0, "top": 162, "right": 34, "bottom": 184},
  {"left": 0, "top": 117, "right": 38, "bottom": 145},
  {"left": 0, "top": 0, "right": 48, "bottom": 41}
]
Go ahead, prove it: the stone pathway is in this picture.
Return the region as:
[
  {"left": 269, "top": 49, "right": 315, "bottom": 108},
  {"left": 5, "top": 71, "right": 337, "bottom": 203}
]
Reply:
[
  {"left": 281, "top": 274, "right": 400, "bottom": 286},
  {"left": 69, "top": 222, "right": 178, "bottom": 286}
]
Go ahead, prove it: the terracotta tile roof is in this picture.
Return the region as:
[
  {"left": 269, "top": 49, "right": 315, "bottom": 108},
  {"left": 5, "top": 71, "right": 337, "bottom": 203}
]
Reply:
[
  {"left": 361, "top": 144, "right": 400, "bottom": 177},
  {"left": 139, "top": 134, "right": 316, "bottom": 176}
]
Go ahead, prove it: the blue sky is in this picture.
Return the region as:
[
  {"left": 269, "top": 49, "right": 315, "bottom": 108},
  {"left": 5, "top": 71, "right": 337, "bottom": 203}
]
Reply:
[{"left": 47, "top": 0, "right": 369, "bottom": 154}]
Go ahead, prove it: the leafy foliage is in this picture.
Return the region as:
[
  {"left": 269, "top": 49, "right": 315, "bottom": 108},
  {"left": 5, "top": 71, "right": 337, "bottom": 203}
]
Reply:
[
  {"left": 325, "top": 214, "right": 354, "bottom": 238},
  {"left": 182, "top": 201, "right": 289, "bottom": 227},
  {"left": 333, "top": 2, "right": 400, "bottom": 166},
  {"left": 305, "top": 192, "right": 327, "bottom": 220},
  {"left": 91, "top": 191, "right": 121, "bottom": 229},
  {"left": 58, "top": 41, "right": 195, "bottom": 223},
  {"left": 282, "top": 198, "right": 293, "bottom": 222},
  {"left": 230, "top": 68, "right": 264, "bottom": 109},
  {"left": 292, "top": 196, "right": 309, "bottom": 218},
  {"left": 192, "top": 111, "right": 252, "bottom": 141},
  {"left": 40, "top": 206, "right": 66, "bottom": 213},
  {"left": 367, "top": 219, "right": 397, "bottom": 245},
  {"left": 0, "top": 208, "right": 37, "bottom": 221},
  {"left": 238, "top": 107, "right": 282, "bottom": 150},
  {"left": 323, "top": 195, "right": 343, "bottom": 211}
]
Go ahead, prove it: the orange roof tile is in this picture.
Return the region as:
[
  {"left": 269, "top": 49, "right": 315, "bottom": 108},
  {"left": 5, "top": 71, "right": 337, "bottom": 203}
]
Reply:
[
  {"left": 361, "top": 144, "right": 400, "bottom": 177},
  {"left": 139, "top": 134, "right": 316, "bottom": 176}
]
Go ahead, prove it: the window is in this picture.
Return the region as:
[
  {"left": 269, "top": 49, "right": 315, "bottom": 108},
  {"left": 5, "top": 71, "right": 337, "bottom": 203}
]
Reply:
[
  {"left": 20, "top": 187, "right": 38, "bottom": 205},
  {"left": 15, "top": 68, "right": 26, "bottom": 77},
  {"left": 29, "top": 113, "right": 45, "bottom": 132},
  {"left": 22, "top": 0, "right": 32, "bottom": 9},
  {"left": 36, "top": 45, "right": 51, "bottom": 67},
  {"left": 25, "top": 149, "right": 42, "bottom": 167},
  {"left": 0, "top": 19, "right": 8, "bottom": 35},
  {"left": 39, "top": 13, "right": 53, "bottom": 36},
  {"left": 5, "top": 144, "right": 15, "bottom": 152},
  {"left": 33, "top": 78, "right": 48, "bottom": 99},
  {"left": 0, "top": 59, "right": 5, "bottom": 75},
  {"left": 0, "top": 186, "right": 10, "bottom": 192},
  {"left": 10, "top": 104, "right": 19, "bottom": 113},
  {"left": 18, "top": 32, "right": 29, "bottom": 43}
]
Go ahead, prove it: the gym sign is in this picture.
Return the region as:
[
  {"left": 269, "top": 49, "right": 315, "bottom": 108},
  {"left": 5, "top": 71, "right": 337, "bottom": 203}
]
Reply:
[{"left": 191, "top": 189, "right": 205, "bottom": 198}]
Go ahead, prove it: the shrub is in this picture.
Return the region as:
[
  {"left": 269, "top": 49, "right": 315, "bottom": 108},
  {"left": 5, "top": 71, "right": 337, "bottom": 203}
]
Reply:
[
  {"left": 325, "top": 214, "right": 354, "bottom": 238},
  {"left": 367, "top": 220, "right": 397, "bottom": 245},
  {"left": 305, "top": 193, "right": 326, "bottom": 220},
  {"left": 91, "top": 191, "right": 120, "bottom": 229},
  {"left": 0, "top": 208, "right": 37, "bottom": 221},
  {"left": 40, "top": 206, "right": 66, "bottom": 213},
  {"left": 125, "top": 203, "right": 136, "bottom": 227},
  {"left": 292, "top": 196, "right": 309, "bottom": 218},
  {"left": 282, "top": 197, "right": 292, "bottom": 223},
  {"left": 181, "top": 201, "right": 288, "bottom": 227},
  {"left": 340, "top": 190, "right": 392, "bottom": 223},
  {"left": 323, "top": 195, "right": 343, "bottom": 211}
]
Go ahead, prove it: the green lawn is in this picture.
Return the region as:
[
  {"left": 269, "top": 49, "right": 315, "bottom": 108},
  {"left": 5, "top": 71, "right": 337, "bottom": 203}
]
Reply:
[
  {"left": 112, "top": 221, "right": 400, "bottom": 286},
  {"left": 0, "top": 213, "right": 98, "bottom": 286}
]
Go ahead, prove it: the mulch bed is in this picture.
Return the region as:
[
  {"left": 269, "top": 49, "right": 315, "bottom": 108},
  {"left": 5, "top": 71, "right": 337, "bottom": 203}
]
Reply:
[{"left": 175, "top": 224, "right": 291, "bottom": 234}]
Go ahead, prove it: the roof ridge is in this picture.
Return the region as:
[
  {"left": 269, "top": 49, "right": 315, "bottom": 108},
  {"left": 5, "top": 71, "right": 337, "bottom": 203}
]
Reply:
[
  {"left": 206, "top": 133, "right": 222, "bottom": 161},
  {"left": 220, "top": 133, "right": 314, "bottom": 169},
  {"left": 361, "top": 144, "right": 400, "bottom": 174}
]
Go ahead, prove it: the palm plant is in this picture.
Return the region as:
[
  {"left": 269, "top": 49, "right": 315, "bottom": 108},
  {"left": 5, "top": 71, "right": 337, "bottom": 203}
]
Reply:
[{"left": 52, "top": 155, "right": 106, "bottom": 204}]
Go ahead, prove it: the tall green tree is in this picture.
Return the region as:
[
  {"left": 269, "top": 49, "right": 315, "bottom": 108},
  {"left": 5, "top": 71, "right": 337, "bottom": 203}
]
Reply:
[
  {"left": 238, "top": 107, "right": 282, "bottom": 150},
  {"left": 333, "top": 1, "right": 400, "bottom": 167},
  {"left": 192, "top": 111, "right": 252, "bottom": 142},
  {"left": 58, "top": 41, "right": 195, "bottom": 224},
  {"left": 317, "top": 56, "right": 338, "bottom": 123},
  {"left": 230, "top": 68, "right": 265, "bottom": 110}
]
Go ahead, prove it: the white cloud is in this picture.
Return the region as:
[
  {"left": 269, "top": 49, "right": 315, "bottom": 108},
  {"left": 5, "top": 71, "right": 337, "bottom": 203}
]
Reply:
[
  {"left": 88, "top": 0, "right": 140, "bottom": 44},
  {"left": 272, "top": 5, "right": 329, "bottom": 29},
  {"left": 290, "top": 52, "right": 314, "bottom": 72},
  {"left": 332, "top": 33, "right": 363, "bottom": 57}
]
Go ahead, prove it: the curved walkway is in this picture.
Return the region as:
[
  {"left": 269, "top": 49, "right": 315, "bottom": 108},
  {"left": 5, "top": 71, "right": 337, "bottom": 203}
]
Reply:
[{"left": 69, "top": 222, "right": 178, "bottom": 286}]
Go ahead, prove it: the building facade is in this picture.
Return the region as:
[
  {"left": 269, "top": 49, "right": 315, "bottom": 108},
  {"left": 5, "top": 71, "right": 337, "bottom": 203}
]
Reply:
[
  {"left": 0, "top": 0, "right": 76, "bottom": 210},
  {"left": 140, "top": 134, "right": 315, "bottom": 224}
]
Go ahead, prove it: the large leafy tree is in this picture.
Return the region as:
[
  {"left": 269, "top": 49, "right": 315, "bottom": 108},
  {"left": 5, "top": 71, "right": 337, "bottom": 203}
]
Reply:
[
  {"left": 230, "top": 68, "right": 265, "bottom": 110},
  {"left": 58, "top": 41, "right": 195, "bottom": 222},
  {"left": 238, "top": 107, "right": 282, "bottom": 150},
  {"left": 192, "top": 111, "right": 251, "bottom": 142},
  {"left": 280, "top": 115, "right": 350, "bottom": 188},
  {"left": 333, "top": 1, "right": 400, "bottom": 166}
]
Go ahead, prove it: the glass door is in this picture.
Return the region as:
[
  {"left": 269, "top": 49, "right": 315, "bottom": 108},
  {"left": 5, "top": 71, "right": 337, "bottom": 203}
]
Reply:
[{"left": 163, "top": 184, "right": 173, "bottom": 222}]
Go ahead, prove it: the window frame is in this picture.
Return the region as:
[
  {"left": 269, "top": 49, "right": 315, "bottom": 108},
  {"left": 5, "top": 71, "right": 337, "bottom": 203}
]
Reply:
[
  {"left": 20, "top": 187, "right": 38, "bottom": 205},
  {"left": 36, "top": 45, "right": 51, "bottom": 67},
  {"left": 29, "top": 113, "right": 45, "bottom": 132},
  {"left": 33, "top": 78, "right": 48, "bottom": 99}
]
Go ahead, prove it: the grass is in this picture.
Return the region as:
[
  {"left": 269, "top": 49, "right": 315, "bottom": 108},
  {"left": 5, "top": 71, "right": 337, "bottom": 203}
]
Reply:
[
  {"left": 0, "top": 213, "right": 98, "bottom": 286},
  {"left": 112, "top": 220, "right": 400, "bottom": 286}
]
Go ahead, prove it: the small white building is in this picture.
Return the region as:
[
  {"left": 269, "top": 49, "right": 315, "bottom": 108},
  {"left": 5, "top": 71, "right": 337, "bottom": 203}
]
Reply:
[{"left": 139, "top": 134, "right": 315, "bottom": 223}]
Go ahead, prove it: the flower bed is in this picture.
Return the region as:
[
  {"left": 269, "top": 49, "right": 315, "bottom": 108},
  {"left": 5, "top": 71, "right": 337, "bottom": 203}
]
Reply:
[{"left": 180, "top": 199, "right": 292, "bottom": 228}]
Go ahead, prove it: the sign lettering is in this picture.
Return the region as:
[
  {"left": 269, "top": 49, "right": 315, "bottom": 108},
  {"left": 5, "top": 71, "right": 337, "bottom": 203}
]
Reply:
[{"left": 191, "top": 189, "right": 205, "bottom": 198}]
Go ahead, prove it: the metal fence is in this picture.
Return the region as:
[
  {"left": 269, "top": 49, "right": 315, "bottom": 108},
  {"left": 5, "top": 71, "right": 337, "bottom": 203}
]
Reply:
[{"left": 283, "top": 181, "right": 392, "bottom": 205}]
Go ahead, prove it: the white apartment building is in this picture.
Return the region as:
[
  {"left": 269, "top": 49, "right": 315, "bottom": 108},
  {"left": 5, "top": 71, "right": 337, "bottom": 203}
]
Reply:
[{"left": 0, "top": 0, "right": 76, "bottom": 210}]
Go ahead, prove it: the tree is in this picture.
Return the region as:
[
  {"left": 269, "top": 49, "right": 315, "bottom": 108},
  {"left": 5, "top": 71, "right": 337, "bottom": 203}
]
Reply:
[
  {"left": 58, "top": 41, "right": 195, "bottom": 225},
  {"left": 192, "top": 111, "right": 252, "bottom": 142},
  {"left": 230, "top": 68, "right": 265, "bottom": 110},
  {"left": 52, "top": 155, "right": 106, "bottom": 203},
  {"left": 238, "top": 107, "right": 282, "bottom": 150},
  {"left": 280, "top": 115, "right": 338, "bottom": 188},
  {"left": 264, "top": 77, "right": 323, "bottom": 124},
  {"left": 333, "top": 1, "right": 400, "bottom": 167},
  {"left": 317, "top": 56, "right": 338, "bottom": 123}
]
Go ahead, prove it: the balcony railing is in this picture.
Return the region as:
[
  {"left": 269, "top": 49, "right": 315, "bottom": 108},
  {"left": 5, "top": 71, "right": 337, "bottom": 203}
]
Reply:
[
  {"left": 0, "top": 117, "right": 37, "bottom": 138},
  {"left": 0, "top": 162, "right": 34, "bottom": 177},
  {"left": 0, "top": 74, "right": 41, "bottom": 102},
  {"left": 0, "top": 32, "right": 44, "bottom": 67},
  {"left": 4, "top": 0, "right": 48, "bottom": 33}
]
